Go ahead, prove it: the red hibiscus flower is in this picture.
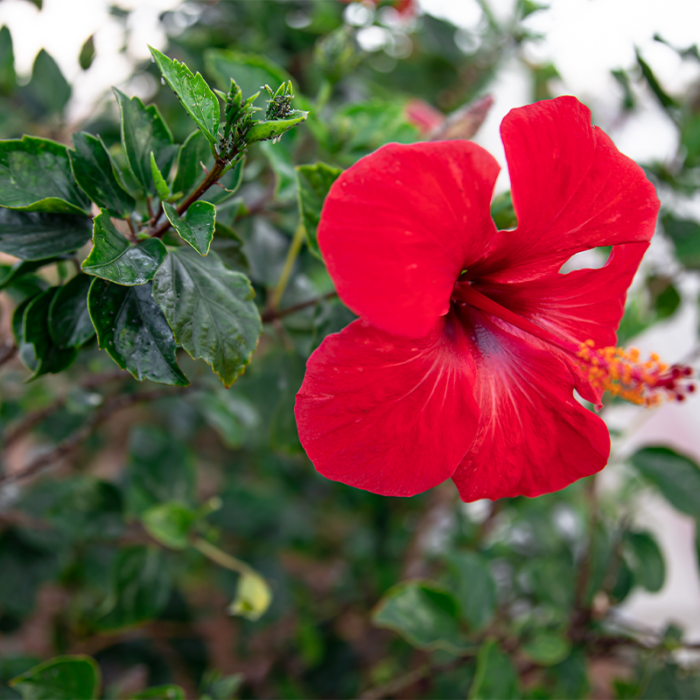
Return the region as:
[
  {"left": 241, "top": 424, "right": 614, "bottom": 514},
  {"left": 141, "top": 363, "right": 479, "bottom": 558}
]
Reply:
[{"left": 295, "top": 96, "right": 689, "bottom": 501}]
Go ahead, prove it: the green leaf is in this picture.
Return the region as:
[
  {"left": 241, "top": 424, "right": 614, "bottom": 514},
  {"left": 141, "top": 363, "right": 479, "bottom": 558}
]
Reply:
[
  {"left": 129, "top": 685, "right": 185, "bottom": 700},
  {"left": 203, "top": 158, "right": 244, "bottom": 206},
  {"left": 372, "top": 580, "right": 472, "bottom": 654},
  {"left": 636, "top": 50, "right": 678, "bottom": 111},
  {"left": 229, "top": 570, "right": 272, "bottom": 621},
  {"left": 149, "top": 152, "right": 171, "bottom": 201},
  {"left": 296, "top": 162, "right": 341, "bottom": 259},
  {"left": 10, "top": 656, "right": 100, "bottom": 700},
  {"left": 88, "top": 278, "right": 188, "bottom": 386},
  {"left": 0, "top": 257, "right": 60, "bottom": 290},
  {"left": 26, "top": 49, "right": 71, "bottom": 116},
  {"left": 48, "top": 273, "right": 95, "bottom": 348},
  {"left": 141, "top": 502, "right": 195, "bottom": 550},
  {"left": 69, "top": 132, "right": 135, "bottom": 216},
  {"left": 0, "top": 26, "right": 16, "bottom": 94},
  {"left": 662, "top": 213, "right": 700, "bottom": 269},
  {"left": 260, "top": 137, "right": 297, "bottom": 201},
  {"left": 625, "top": 530, "right": 665, "bottom": 592},
  {"left": 82, "top": 212, "right": 167, "bottom": 285},
  {"left": 246, "top": 113, "right": 308, "bottom": 144},
  {"left": 549, "top": 649, "right": 590, "bottom": 700},
  {"left": 113, "top": 88, "right": 177, "bottom": 196},
  {"left": 152, "top": 248, "right": 261, "bottom": 388},
  {"left": 681, "top": 113, "right": 700, "bottom": 168},
  {"left": 190, "top": 387, "right": 258, "bottom": 449},
  {"left": 163, "top": 201, "right": 215, "bottom": 255},
  {"left": 21, "top": 288, "right": 77, "bottom": 377},
  {"left": 0, "top": 209, "right": 92, "bottom": 260},
  {"left": 211, "top": 221, "right": 249, "bottom": 273},
  {"left": 0, "top": 136, "right": 91, "bottom": 215},
  {"left": 149, "top": 47, "right": 220, "bottom": 145},
  {"left": 521, "top": 633, "right": 571, "bottom": 666},
  {"left": 126, "top": 427, "right": 195, "bottom": 516},
  {"left": 446, "top": 552, "right": 496, "bottom": 631},
  {"left": 469, "top": 639, "right": 520, "bottom": 700},
  {"left": 204, "top": 49, "right": 291, "bottom": 103},
  {"left": 630, "top": 446, "right": 700, "bottom": 519},
  {"left": 97, "top": 546, "right": 171, "bottom": 631},
  {"left": 78, "top": 34, "right": 95, "bottom": 71},
  {"left": 491, "top": 190, "right": 518, "bottom": 230},
  {"left": 172, "top": 130, "right": 211, "bottom": 198}
]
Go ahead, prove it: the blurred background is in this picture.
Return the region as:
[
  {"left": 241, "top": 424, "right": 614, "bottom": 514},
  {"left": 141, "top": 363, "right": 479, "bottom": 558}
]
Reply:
[{"left": 1, "top": 0, "right": 700, "bottom": 698}]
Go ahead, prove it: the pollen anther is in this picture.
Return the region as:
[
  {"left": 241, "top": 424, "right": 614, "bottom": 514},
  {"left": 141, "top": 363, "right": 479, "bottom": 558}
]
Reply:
[{"left": 576, "top": 342, "right": 695, "bottom": 407}]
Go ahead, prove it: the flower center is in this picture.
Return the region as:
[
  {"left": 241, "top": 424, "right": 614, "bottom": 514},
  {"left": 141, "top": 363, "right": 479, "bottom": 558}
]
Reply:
[{"left": 452, "top": 282, "right": 695, "bottom": 408}]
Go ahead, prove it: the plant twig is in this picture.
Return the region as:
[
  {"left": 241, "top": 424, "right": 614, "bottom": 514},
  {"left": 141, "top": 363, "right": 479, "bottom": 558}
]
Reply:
[
  {"left": 268, "top": 223, "right": 306, "bottom": 311},
  {"left": 0, "top": 386, "right": 184, "bottom": 485},
  {"left": 359, "top": 664, "right": 431, "bottom": 700},
  {"left": 261, "top": 290, "right": 338, "bottom": 324}
]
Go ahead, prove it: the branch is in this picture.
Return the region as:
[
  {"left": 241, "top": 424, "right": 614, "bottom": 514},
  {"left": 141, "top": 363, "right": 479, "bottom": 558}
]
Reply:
[
  {"left": 1, "top": 369, "right": 128, "bottom": 451},
  {"left": 0, "top": 386, "right": 185, "bottom": 485},
  {"left": 571, "top": 475, "right": 598, "bottom": 636},
  {"left": 261, "top": 291, "right": 338, "bottom": 324}
]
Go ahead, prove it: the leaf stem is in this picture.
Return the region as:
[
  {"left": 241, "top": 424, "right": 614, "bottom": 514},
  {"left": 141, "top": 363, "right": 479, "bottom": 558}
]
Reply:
[
  {"left": 261, "top": 290, "right": 338, "bottom": 324},
  {"left": 192, "top": 537, "right": 256, "bottom": 577},
  {"left": 269, "top": 223, "right": 306, "bottom": 310}
]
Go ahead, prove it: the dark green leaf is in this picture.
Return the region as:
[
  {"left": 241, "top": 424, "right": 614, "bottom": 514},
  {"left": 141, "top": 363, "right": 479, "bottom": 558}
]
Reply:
[
  {"left": 126, "top": 427, "right": 195, "bottom": 516},
  {"left": 246, "top": 113, "right": 308, "bottom": 144},
  {"left": 491, "top": 190, "right": 517, "bottom": 230},
  {"left": 204, "top": 49, "right": 291, "bottom": 103},
  {"left": 10, "top": 656, "right": 99, "bottom": 700},
  {"left": 211, "top": 221, "right": 249, "bottom": 273},
  {"left": 296, "top": 162, "right": 341, "bottom": 259},
  {"left": 152, "top": 248, "right": 261, "bottom": 388},
  {"left": 163, "top": 201, "right": 215, "bottom": 255},
  {"left": 653, "top": 281, "right": 681, "bottom": 319},
  {"left": 78, "top": 34, "right": 95, "bottom": 71},
  {"left": 150, "top": 47, "right": 220, "bottom": 145},
  {"left": 625, "top": 531, "right": 665, "bottom": 592},
  {"left": 0, "top": 26, "right": 16, "bottom": 94},
  {"left": 681, "top": 113, "right": 700, "bottom": 168},
  {"left": 641, "top": 663, "right": 700, "bottom": 700},
  {"left": 260, "top": 138, "right": 297, "bottom": 201},
  {"left": 636, "top": 51, "right": 678, "bottom": 111},
  {"left": 113, "top": 88, "right": 177, "bottom": 196},
  {"left": 662, "top": 213, "right": 700, "bottom": 269},
  {"left": 0, "top": 257, "right": 60, "bottom": 290},
  {"left": 469, "top": 639, "right": 519, "bottom": 700},
  {"left": 26, "top": 49, "right": 71, "bottom": 116},
  {"left": 129, "top": 685, "right": 185, "bottom": 700},
  {"left": 0, "top": 209, "right": 91, "bottom": 260},
  {"left": 142, "top": 502, "right": 195, "bottom": 550},
  {"left": 548, "top": 649, "right": 590, "bottom": 700},
  {"left": 611, "top": 68, "right": 636, "bottom": 111},
  {"left": 172, "top": 130, "right": 211, "bottom": 198},
  {"left": 82, "top": 212, "right": 167, "bottom": 285},
  {"left": 149, "top": 152, "right": 171, "bottom": 201},
  {"left": 88, "top": 278, "right": 188, "bottom": 386},
  {"left": 190, "top": 387, "right": 258, "bottom": 448},
  {"left": 69, "top": 132, "right": 135, "bottom": 216},
  {"left": 0, "top": 136, "right": 91, "bottom": 215},
  {"left": 521, "top": 633, "right": 571, "bottom": 666},
  {"left": 446, "top": 552, "right": 496, "bottom": 631},
  {"left": 630, "top": 446, "right": 700, "bottom": 519},
  {"left": 97, "top": 546, "right": 171, "bottom": 631},
  {"left": 21, "top": 288, "right": 77, "bottom": 377},
  {"left": 48, "top": 273, "right": 95, "bottom": 348},
  {"left": 372, "top": 580, "right": 473, "bottom": 654},
  {"left": 4, "top": 273, "right": 48, "bottom": 303}
]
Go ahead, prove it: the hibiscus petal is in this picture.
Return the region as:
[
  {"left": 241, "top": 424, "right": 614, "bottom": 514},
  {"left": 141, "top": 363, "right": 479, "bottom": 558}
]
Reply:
[
  {"left": 451, "top": 308, "right": 610, "bottom": 501},
  {"left": 472, "top": 96, "right": 659, "bottom": 283},
  {"left": 318, "top": 141, "right": 499, "bottom": 338},
  {"left": 295, "top": 316, "right": 480, "bottom": 497}
]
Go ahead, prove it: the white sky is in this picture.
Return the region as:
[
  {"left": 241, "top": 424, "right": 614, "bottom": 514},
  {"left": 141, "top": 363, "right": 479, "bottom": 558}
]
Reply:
[{"left": 2, "top": 0, "right": 700, "bottom": 638}]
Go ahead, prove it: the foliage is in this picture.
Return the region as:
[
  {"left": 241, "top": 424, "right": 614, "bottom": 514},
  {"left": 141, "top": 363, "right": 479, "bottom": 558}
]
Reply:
[{"left": 0, "top": 1, "right": 699, "bottom": 699}]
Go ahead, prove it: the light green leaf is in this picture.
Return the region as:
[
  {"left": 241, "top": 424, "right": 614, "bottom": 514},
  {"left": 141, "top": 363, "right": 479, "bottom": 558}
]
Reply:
[
  {"left": 129, "top": 685, "right": 185, "bottom": 700},
  {"left": 163, "top": 200, "right": 215, "bottom": 255},
  {"left": 113, "top": 88, "right": 177, "bottom": 196},
  {"left": 48, "top": 273, "right": 95, "bottom": 348},
  {"left": 229, "top": 570, "right": 272, "bottom": 621},
  {"left": 0, "top": 136, "right": 91, "bottom": 215},
  {"left": 446, "top": 552, "right": 497, "bottom": 631},
  {"left": 149, "top": 151, "right": 171, "bottom": 201},
  {"left": 296, "top": 162, "right": 341, "bottom": 259},
  {"left": 69, "top": 132, "right": 135, "bottom": 216},
  {"left": 630, "top": 446, "right": 700, "bottom": 519},
  {"left": 246, "top": 113, "right": 308, "bottom": 144},
  {"left": 10, "top": 656, "right": 100, "bottom": 700},
  {"left": 82, "top": 212, "right": 167, "bottom": 285},
  {"left": 522, "top": 633, "right": 571, "bottom": 666},
  {"left": 26, "top": 49, "right": 70, "bottom": 116},
  {"left": 152, "top": 248, "right": 261, "bottom": 388},
  {"left": 97, "top": 546, "right": 171, "bottom": 631},
  {"left": 0, "top": 25, "right": 16, "bottom": 94},
  {"left": 372, "top": 580, "right": 473, "bottom": 654},
  {"left": 88, "top": 278, "right": 188, "bottom": 386},
  {"left": 150, "top": 47, "right": 220, "bottom": 145},
  {"left": 142, "top": 502, "right": 195, "bottom": 550},
  {"left": 469, "top": 639, "right": 520, "bottom": 700}
]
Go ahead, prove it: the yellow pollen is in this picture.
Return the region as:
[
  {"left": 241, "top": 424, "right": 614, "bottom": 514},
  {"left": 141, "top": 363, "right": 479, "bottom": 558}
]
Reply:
[{"left": 576, "top": 341, "right": 695, "bottom": 407}]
